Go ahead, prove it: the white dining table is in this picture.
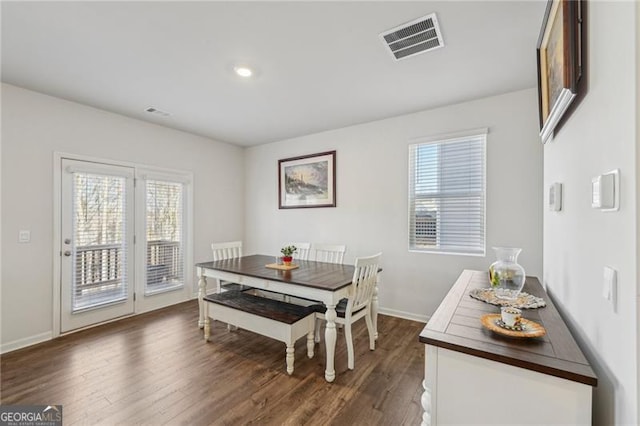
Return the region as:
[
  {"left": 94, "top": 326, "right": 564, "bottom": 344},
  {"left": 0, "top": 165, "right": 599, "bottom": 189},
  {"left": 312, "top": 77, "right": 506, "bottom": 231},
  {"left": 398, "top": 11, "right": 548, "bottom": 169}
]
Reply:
[{"left": 195, "top": 254, "right": 380, "bottom": 382}]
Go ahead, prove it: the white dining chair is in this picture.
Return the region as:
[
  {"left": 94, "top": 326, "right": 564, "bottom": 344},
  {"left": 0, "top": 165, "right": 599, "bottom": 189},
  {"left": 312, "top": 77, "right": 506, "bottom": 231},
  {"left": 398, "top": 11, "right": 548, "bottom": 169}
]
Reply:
[
  {"left": 285, "top": 242, "right": 311, "bottom": 261},
  {"left": 314, "top": 252, "right": 382, "bottom": 370},
  {"left": 313, "top": 243, "right": 346, "bottom": 264},
  {"left": 211, "top": 240, "right": 242, "bottom": 260},
  {"left": 210, "top": 240, "right": 245, "bottom": 330},
  {"left": 211, "top": 241, "right": 244, "bottom": 292}
]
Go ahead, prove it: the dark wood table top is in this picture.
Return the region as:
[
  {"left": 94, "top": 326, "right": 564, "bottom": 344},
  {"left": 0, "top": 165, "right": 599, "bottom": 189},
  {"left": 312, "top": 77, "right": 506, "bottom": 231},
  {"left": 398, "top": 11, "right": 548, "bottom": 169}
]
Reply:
[
  {"left": 196, "top": 254, "right": 355, "bottom": 291},
  {"left": 419, "top": 270, "right": 597, "bottom": 386}
]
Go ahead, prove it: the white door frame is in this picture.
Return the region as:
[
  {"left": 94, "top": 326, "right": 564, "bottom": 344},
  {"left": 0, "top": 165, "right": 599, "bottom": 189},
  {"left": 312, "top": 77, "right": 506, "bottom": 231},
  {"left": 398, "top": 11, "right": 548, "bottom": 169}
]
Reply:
[{"left": 52, "top": 152, "right": 193, "bottom": 337}]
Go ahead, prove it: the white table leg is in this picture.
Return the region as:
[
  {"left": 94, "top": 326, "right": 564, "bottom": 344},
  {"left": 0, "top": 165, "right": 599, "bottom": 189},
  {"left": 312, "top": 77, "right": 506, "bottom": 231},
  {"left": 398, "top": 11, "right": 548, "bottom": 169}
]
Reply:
[
  {"left": 421, "top": 379, "right": 432, "bottom": 426},
  {"left": 203, "top": 302, "right": 211, "bottom": 342},
  {"left": 307, "top": 331, "right": 315, "bottom": 358},
  {"left": 198, "top": 274, "right": 207, "bottom": 328},
  {"left": 314, "top": 317, "right": 322, "bottom": 343},
  {"left": 286, "top": 344, "right": 295, "bottom": 375},
  {"left": 324, "top": 304, "right": 337, "bottom": 382},
  {"left": 372, "top": 274, "right": 380, "bottom": 340}
]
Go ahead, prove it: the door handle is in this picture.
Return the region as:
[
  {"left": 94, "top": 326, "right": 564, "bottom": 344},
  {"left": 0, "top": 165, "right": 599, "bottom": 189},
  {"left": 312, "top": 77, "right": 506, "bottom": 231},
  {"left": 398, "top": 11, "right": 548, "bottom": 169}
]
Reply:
[
  {"left": 64, "top": 250, "right": 72, "bottom": 257},
  {"left": 64, "top": 239, "right": 71, "bottom": 245}
]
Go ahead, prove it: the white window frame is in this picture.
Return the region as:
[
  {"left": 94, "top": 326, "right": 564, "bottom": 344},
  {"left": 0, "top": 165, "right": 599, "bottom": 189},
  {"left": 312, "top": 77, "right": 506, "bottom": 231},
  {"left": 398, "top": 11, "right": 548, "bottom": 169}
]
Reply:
[{"left": 408, "top": 128, "right": 487, "bottom": 256}]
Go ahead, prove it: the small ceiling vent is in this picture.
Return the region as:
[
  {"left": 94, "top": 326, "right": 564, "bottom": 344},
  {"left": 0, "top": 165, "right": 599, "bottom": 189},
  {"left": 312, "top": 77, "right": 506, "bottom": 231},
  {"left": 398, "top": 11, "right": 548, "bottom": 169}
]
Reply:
[
  {"left": 144, "top": 106, "right": 171, "bottom": 117},
  {"left": 380, "top": 13, "right": 444, "bottom": 61}
]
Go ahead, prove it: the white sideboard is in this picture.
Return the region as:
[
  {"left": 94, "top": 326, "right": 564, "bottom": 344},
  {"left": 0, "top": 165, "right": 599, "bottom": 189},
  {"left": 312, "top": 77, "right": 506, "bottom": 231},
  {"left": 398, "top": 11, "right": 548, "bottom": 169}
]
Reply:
[{"left": 419, "top": 270, "right": 597, "bottom": 425}]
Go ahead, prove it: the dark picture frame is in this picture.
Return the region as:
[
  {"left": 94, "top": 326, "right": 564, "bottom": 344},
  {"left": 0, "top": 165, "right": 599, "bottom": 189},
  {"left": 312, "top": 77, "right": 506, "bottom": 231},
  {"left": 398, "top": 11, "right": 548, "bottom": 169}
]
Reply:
[
  {"left": 278, "top": 151, "right": 336, "bottom": 209},
  {"left": 537, "top": 0, "right": 583, "bottom": 143}
]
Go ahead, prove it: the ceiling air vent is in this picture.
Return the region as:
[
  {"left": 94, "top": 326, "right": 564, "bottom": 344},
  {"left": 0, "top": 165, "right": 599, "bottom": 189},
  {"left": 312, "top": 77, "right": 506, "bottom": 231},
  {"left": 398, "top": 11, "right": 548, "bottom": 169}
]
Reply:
[
  {"left": 144, "top": 106, "right": 171, "bottom": 117},
  {"left": 380, "top": 13, "right": 444, "bottom": 61}
]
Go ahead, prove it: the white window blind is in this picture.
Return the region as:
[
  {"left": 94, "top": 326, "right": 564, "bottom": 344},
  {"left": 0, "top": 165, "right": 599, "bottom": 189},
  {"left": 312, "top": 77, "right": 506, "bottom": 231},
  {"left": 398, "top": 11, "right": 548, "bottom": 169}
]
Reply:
[
  {"left": 72, "top": 172, "right": 128, "bottom": 311},
  {"left": 409, "top": 130, "right": 486, "bottom": 255},
  {"left": 145, "top": 179, "right": 185, "bottom": 294}
]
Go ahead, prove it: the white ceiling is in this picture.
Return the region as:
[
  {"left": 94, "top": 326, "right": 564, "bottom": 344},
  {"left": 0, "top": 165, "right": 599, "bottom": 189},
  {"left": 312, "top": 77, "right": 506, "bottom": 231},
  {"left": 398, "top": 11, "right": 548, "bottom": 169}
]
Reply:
[{"left": 1, "top": 1, "right": 546, "bottom": 147}]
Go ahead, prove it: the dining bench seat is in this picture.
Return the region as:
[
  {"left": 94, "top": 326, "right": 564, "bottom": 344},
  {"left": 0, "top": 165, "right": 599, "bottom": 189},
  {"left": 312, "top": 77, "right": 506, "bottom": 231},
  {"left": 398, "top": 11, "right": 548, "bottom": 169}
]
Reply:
[{"left": 203, "top": 291, "right": 316, "bottom": 375}]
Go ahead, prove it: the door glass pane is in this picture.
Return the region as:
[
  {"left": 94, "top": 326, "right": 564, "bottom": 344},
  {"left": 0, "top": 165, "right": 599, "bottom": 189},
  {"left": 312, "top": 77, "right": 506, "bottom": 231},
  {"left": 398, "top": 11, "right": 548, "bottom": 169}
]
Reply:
[
  {"left": 145, "top": 180, "right": 184, "bottom": 294},
  {"left": 72, "top": 172, "right": 128, "bottom": 311}
]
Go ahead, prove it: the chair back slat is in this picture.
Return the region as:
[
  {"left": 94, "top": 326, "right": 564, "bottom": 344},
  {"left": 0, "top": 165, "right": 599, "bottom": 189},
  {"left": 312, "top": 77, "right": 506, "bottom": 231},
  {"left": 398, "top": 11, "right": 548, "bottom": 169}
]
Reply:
[
  {"left": 314, "top": 244, "right": 346, "bottom": 264},
  {"left": 286, "top": 242, "right": 311, "bottom": 261},
  {"left": 348, "top": 253, "right": 381, "bottom": 315},
  {"left": 211, "top": 241, "right": 243, "bottom": 261}
]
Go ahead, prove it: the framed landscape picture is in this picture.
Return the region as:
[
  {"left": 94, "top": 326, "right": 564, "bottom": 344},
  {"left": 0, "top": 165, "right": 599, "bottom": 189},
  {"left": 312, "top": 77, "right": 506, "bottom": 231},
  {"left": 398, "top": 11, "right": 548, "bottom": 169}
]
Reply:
[
  {"left": 536, "top": 0, "right": 583, "bottom": 143},
  {"left": 278, "top": 151, "right": 336, "bottom": 209}
]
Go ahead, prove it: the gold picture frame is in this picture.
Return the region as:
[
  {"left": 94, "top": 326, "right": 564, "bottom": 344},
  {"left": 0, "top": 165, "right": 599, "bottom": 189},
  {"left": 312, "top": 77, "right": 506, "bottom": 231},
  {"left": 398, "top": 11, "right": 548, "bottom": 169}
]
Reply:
[{"left": 537, "top": 0, "right": 583, "bottom": 143}]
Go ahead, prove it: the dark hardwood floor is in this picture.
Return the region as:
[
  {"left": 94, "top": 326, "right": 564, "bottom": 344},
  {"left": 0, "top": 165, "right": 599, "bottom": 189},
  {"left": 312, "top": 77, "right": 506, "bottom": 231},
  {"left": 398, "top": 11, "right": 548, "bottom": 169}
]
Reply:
[{"left": 1, "top": 301, "right": 425, "bottom": 425}]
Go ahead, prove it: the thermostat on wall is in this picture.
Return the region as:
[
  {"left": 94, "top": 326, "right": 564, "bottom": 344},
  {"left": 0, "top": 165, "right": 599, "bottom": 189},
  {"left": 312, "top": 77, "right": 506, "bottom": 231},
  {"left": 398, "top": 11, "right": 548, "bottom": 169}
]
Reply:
[
  {"left": 592, "top": 169, "right": 619, "bottom": 211},
  {"left": 549, "top": 183, "right": 562, "bottom": 211}
]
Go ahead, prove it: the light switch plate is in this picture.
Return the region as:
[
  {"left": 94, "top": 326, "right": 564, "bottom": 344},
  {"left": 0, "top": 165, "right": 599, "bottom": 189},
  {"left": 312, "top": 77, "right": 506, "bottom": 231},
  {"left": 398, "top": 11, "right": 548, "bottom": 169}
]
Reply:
[
  {"left": 549, "top": 182, "right": 562, "bottom": 211},
  {"left": 603, "top": 266, "right": 617, "bottom": 312},
  {"left": 592, "top": 169, "right": 620, "bottom": 211},
  {"left": 18, "top": 230, "right": 30, "bottom": 243}
]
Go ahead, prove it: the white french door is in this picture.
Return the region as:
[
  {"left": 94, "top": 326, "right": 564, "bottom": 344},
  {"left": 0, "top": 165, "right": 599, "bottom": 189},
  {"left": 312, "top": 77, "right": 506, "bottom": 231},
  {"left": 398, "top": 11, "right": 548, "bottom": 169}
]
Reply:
[
  {"left": 60, "top": 159, "right": 135, "bottom": 332},
  {"left": 58, "top": 157, "right": 192, "bottom": 333}
]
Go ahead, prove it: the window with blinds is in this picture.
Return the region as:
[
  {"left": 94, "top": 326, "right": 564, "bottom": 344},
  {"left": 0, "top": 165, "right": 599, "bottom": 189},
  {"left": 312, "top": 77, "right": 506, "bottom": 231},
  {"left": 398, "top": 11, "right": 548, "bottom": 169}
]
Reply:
[
  {"left": 408, "top": 130, "right": 486, "bottom": 255},
  {"left": 145, "top": 179, "right": 185, "bottom": 294},
  {"left": 72, "top": 172, "right": 128, "bottom": 311}
]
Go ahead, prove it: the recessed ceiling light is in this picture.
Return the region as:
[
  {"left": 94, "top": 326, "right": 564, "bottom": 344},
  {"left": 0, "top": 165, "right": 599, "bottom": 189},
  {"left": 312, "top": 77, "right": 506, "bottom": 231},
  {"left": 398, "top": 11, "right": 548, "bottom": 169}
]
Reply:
[{"left": 234, "top": 66, "right": 253, "bottom": 78}]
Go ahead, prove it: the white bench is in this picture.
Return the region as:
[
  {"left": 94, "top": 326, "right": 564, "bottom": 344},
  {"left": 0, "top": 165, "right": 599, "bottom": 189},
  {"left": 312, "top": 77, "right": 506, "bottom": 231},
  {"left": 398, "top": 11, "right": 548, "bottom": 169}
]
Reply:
[{"left": 203, "top": 291, "right": 316, "bottom": 375}]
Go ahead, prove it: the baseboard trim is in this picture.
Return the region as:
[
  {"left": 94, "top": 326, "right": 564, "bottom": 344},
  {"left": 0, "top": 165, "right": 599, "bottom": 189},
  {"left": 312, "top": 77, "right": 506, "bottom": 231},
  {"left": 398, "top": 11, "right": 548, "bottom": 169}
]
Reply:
[
  {"left": 379, "top": 307, "right": 429, "bottom": 323},
  {"left": 1, "top": 331, "right": 52, "bottom": 354},
  {"left": 1, "top": 307, "right": 427, "bottom": 353}
]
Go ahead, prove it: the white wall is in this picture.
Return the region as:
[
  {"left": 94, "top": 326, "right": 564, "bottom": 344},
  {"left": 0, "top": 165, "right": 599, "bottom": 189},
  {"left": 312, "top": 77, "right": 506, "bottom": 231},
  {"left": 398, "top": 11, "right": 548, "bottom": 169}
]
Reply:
[
  {"left": 244, "top": 88, "right": 543, "bottom": 321},
  {"left": 543, "top": 2, "right": 638, "bottom": 424},
  {"left": 1, "top": 83, "right": 245, "bottom": 351},
  {"left": 637, "top": 4, "right": 640, "bottom": 423}
]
